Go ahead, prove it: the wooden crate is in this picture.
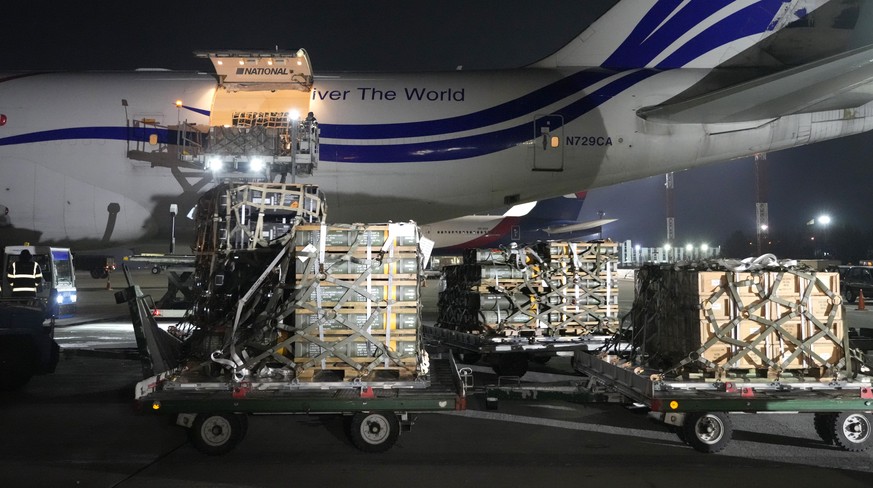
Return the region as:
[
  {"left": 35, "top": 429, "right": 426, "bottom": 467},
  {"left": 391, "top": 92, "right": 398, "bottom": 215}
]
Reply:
[
  {"left": 292, "top": 307, "right": 420, "bottom": 331},
  {"left": 295, "top": 222, "right": 419, "bottom": 249},
  {"left": 296, "top": 281, "right": 419, "bottom": 307}
]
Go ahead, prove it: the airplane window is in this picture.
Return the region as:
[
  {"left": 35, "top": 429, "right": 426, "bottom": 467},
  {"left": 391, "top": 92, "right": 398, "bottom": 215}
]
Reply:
[{"left": 550, "top": 136, "right": 560, "bottom": 148}]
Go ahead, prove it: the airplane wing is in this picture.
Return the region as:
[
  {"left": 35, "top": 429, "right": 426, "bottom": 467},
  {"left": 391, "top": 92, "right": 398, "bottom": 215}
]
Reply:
[
  {"left": 638, "top": 43, "right": 873, "bottom": 124},
  {"left": 543, "top": 218, "right": 617, "bottom": 235}
]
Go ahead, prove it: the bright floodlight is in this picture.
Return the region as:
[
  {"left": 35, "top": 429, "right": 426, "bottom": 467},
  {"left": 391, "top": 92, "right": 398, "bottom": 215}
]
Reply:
[
  {"left": 685, "top": 244, "right": 693, "bottom": 252},
  {"left": 207, "top": 157, "right": 223, "bottom": 172},
  {"left": 701, "top": 243, "right": 709, "bottom": 251},
  {"left": 250, "top": 157, "right": 265, "bottom": 172},
  {"left": 664, "top": 243, "right": 672, "bottom": 251},
  {"left": 817, "top": 215, "right": 831, "bottom": 225},
  {"left": 760, "top": 224, "right": 769, "bottom": 231},
  {"left": 289, "top": 109, "right": 300, "bottom": 121}
]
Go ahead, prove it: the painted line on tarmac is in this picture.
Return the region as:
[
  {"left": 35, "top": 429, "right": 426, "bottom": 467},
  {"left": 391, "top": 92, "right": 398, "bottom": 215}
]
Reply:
[{"left": 440, "top": 409, "right": 672, "bottom": 442}]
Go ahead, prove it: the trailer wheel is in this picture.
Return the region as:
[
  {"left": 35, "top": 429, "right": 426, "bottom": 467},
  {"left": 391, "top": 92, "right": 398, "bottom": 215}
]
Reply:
[
  {"left": 491, "top": 353, "right": 529, "bottom": 377},
  {"left": 813, "top": 413, "right": 837, "bottom": 444},
  {"left": 189, "top": 413, "right": 247, "bottom": 455},
  {"left": 348, "top": 412, "right": 400, "bottom": 453},
  {"left": 682, "top": 412, "right": 732, "bottom": 453},
  {"left": 845, "top": 287, "right": 856, "bottom": 304},
  {"left": 530, "top": 355, "right": 551, "bottom": 365},
  {"left": 0, "top": 339, "right": 35, "bottom": 391},
  {"left": 831, "top": 412, "right": 873, "bottom": 452}
]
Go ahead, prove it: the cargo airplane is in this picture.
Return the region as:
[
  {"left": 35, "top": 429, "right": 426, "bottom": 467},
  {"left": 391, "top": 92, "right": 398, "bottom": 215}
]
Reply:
[{"left": 2, "top": 0, "right": 873, "bottom": 252}]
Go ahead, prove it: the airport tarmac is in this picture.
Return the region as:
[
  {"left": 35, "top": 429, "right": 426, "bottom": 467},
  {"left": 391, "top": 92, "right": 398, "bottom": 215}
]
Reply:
[{"left": 2, "top": 269, "right": 872, "bottom": 487}]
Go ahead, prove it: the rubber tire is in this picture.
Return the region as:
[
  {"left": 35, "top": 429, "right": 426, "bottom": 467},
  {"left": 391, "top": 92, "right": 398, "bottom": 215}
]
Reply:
[
  {"left": 813, "top": 413, "right": 837, "bottom": 444},
  {"left": 453, "top": 350, "right": 482, "bottom": 365},
  {"left": 682, "top": 412, "right": 733, "bottom": 453},
  {"left": 530, "top": 355, "right": 552, "bottom": 365},
  {"left": 348, "top": 412, "right": 400, "bottom": 453},
  {"left": 845, "top": 288, "right": 856, "bottom": 304},
  {"left": 189, "top": 413, "right": 247, "bottom": 455},
  {"left": 0, "top": 340, "right": 36, "bottom": 391},
  {"left": 491, "top": 353, "right": 529, "bottom": 378},
  {"left": 831, "top": 412, "right": 873, "bottom": 452}
]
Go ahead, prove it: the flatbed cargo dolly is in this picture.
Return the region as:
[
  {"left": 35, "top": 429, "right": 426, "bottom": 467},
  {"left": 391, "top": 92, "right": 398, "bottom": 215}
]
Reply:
[
  {"left": 571, "top": 350, "right": 873, "bottom": 453},
  {"left": 119, "top": 270, "right": 468, "bottom": 455},
  {"left": 134, "top": 348, "right": 467, "bottom": 454}
]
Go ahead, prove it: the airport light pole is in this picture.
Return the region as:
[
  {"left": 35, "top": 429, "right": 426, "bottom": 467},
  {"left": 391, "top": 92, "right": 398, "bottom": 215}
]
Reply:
[{"left": 817, "top": 214, "right": 831, "bottom": 257}]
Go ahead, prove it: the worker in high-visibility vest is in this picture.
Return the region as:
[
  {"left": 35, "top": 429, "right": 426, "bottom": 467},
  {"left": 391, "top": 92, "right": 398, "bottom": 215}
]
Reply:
[{"left": 7, "top": 249, "right": 43, "bottom": 298}]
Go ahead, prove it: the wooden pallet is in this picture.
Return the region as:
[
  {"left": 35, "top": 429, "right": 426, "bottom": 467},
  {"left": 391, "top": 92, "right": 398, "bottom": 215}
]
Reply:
[{"left": 293, "top": 364, "right": 419, "bottom": 382}]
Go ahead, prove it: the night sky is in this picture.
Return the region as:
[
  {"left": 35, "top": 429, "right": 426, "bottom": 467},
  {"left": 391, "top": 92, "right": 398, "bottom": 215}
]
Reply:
[{"left": 1, "top": 1, "right": 870, "bottom": 247}]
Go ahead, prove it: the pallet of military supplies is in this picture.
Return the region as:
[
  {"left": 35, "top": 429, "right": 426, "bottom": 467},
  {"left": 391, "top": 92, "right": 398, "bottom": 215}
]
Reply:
[
  {"left": 282, "top": 220, "right": 425, "bottom": 382},
  {"left": 632, "top": 260, "right": 847, "bottom": 376},
  {"left": 294, "top": 222, "right": 419, "bottom": 253},
  {"left": 290, "top": 331, "right": 420, "bottom": 381},
  {"left": 437, "top": 241, "right": 619, "bottom": 338}
]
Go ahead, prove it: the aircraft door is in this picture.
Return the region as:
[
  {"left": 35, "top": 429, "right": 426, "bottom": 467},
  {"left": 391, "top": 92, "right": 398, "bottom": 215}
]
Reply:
[{"left": 532, "top": 114, "right": 564, "bottom": 172}]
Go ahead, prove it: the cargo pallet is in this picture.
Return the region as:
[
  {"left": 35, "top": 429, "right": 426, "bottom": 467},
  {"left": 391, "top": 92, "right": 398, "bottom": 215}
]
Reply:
[{"left": 121, "top": 274, "right": 467, "bottom": 455}]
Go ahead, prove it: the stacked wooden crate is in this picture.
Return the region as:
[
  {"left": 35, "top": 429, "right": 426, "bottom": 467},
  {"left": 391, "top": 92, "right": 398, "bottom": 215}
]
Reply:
[
  {"left": 287, "top": 222, "right": 423, "bottom": 380},
  {"left": 438, "top": 241, "right": 619, "bottom": 337},
  {"left": 633, "top": 265, "right": 845, "bottom": 374}
]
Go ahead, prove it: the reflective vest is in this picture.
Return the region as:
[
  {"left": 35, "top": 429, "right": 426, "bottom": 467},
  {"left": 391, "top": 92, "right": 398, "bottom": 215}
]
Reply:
[{"left": 8, "top": 261, "right": 43, "bottom": 294}]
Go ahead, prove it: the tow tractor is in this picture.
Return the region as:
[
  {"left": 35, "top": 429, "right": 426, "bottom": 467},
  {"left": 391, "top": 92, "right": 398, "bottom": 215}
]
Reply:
[
  {"left": 0, "top": 297, "right": 59, "bottom": 390},
  {"left": 3, "top": 245, "right": 78, "bottom": 316},
  {"left": 0, "top": 245, "right": 71, "bottom": 389}
]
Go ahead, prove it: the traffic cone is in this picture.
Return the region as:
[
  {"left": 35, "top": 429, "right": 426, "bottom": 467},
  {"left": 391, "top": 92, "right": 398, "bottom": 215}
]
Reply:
[
  {"left": 858, "top": 289, "right": 866, "bottom": 311},
  {"left": 105, "top": 278, "right": 112, "bottom": 291}
]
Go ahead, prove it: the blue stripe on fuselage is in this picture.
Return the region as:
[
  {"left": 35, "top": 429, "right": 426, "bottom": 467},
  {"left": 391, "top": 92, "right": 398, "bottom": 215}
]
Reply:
[
  {"left": 0, "top": 126, "right": 172, "bottom": 146},
  {"left": 320, "top": 69, "right": 615, "bottom": 140},
  {"left": 183, "top": 105, "right": 211, "bottom": 117},
  {"left": 1, "top": 70, "right": 658, "bottom": 164},
  {"left": 322, "top": 70, "right": 658, "bottom": 163}
]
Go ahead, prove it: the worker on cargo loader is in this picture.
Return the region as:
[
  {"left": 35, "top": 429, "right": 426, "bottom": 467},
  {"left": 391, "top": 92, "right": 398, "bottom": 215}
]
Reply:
[{"left": 7, "top": 249, "right": 43, "bottom": 298}]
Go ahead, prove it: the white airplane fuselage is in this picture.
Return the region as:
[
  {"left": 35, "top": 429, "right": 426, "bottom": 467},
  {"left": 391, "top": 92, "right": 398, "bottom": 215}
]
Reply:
[{"left": 0, "top": 65, "right": 870, "bottom": 246}]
